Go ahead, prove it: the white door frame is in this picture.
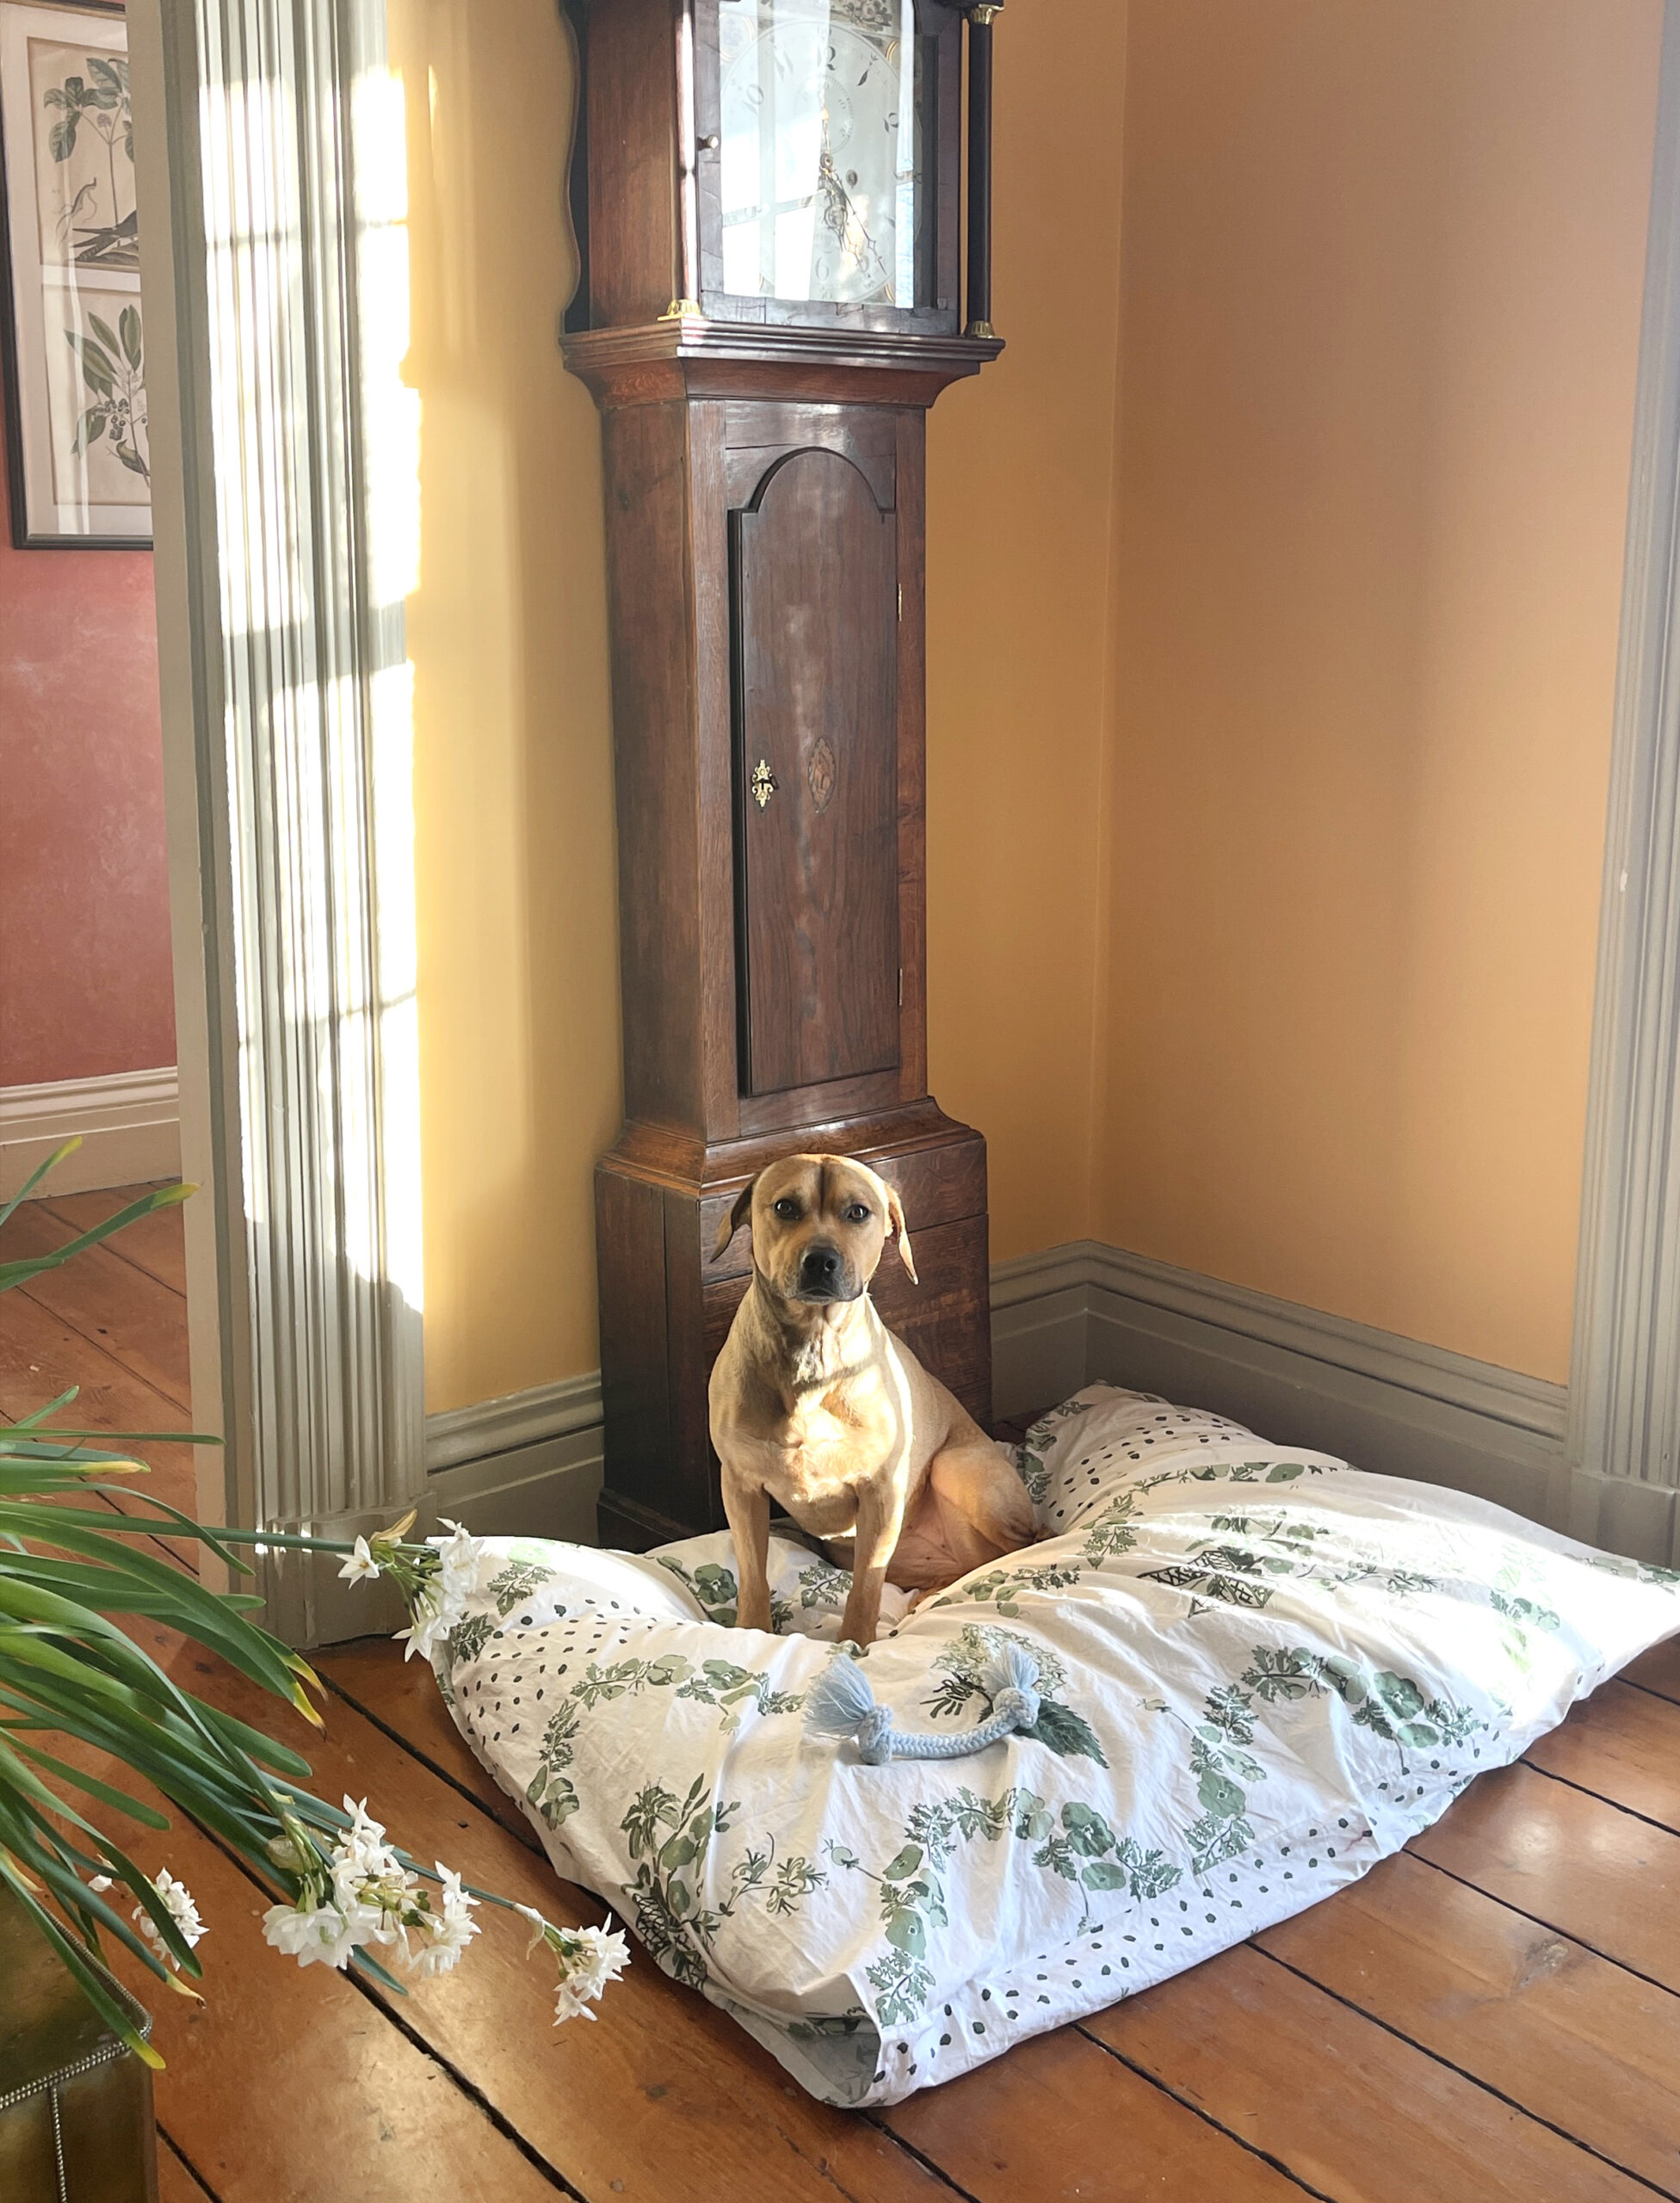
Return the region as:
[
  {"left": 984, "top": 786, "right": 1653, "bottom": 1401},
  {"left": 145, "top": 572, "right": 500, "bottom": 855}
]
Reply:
[
  {"left": 131, "top": 0, "right": 424, "bottom": 1643},
  {"left": 1563, "top": 0, "right": 1680, "bottom": 1568}
]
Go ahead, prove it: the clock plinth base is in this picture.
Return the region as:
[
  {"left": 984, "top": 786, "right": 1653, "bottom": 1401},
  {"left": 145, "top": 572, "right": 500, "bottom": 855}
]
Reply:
[{"left": 594, "top": 1106, "right": 991, "bottom": 1548}]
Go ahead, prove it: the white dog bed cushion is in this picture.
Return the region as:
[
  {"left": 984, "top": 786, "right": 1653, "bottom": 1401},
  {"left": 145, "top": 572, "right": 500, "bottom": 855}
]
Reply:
[{"left": 426, "top": 1386, "right": 1680, "bottom": 2107}]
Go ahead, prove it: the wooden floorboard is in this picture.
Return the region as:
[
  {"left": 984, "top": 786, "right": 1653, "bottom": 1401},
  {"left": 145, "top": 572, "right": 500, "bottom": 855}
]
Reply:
[
  {"left": 1525, "top": 1681, "right": 1680, "bottom": 1831},
  {"left": 1410, "top": 1763, "right": 1680, "bottom": 1998},
  {"left": 884, "top": 2026, "right": 1309, "bottom": 2201},
  {"left": 1257, "top": 1851, "right": 1680, "bottom": 2196},
  {"left": 1090, "top": 1941, "right": 1652, "bottom": 2203},
  {"left": 0, "top": 1199, "right": 191, "bottom": 1410},
  {"left": 156, "top": 2134, "right": 220, "bottom": 2203},
  {"left": 39, "top": 1183, "right": 190, "bottom": 1298},
  {"left": 9, "top": 1187, "right": 1680, "bottom": 2203},
  {"left": 0, "top": 1246, "right": 203, "bottom": 1570},
  {"left": 1623, "top": 1636, "right": 1680, "bottom": 1704}
]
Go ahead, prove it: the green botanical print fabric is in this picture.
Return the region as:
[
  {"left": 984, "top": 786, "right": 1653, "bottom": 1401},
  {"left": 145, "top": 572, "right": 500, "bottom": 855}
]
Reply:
[
  {"left": 621, "top": 1774, "right": 827, "bottom": 1990},
  {"left": 487, "top": 1558, "right": 559, "bottom": 1618},
  {"left": 656, "top": 1555, "right": 796, "bottom": 1632},
  {"left": 923, "top": 1625, "right": 1108, "bottom": 1764},
  {"left": 429, "top": 1383, "right": 1680, "bottom": 2113},
  {"left": 1590, "top": 1552, "right": 1680, "bottom": 1587},
  {"left": 825, "top": 1785, "right": 1179, "bottom": 2022}
]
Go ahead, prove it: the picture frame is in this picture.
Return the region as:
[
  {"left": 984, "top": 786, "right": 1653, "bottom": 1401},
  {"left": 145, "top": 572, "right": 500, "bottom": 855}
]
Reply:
[{"left": 0, "top": 0, "right": 149, "bottom": 547}]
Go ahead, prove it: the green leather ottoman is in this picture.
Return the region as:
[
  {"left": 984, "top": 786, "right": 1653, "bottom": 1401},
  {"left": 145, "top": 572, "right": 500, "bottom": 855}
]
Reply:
[{"left": 0, "top": 1894, "right": 158, "bottom": 2203}]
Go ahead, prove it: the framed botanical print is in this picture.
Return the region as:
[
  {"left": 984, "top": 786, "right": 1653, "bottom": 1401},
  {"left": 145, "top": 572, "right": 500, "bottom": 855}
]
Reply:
[{"left": 0, "top": 0, "right": 148, "bottom": 546}]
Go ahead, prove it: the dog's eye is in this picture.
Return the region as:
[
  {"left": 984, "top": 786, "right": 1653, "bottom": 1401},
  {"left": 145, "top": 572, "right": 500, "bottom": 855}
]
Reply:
[
  {"left": 844, "top": 1203, "right": 872, "bottom": 1224},
  {"left": 773, "top": 1197, "right": 801, "bottom": 1220}
]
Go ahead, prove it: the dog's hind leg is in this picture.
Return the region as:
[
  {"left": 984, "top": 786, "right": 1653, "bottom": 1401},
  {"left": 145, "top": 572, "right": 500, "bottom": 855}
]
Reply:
[{"left": 887, "top": 1441, "right": 1036, "bottom": 1590}]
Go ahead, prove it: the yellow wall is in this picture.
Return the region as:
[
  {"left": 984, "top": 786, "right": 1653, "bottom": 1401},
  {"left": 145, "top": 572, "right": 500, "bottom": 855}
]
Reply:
[
  {"left": 1093, "top": 0, "right": 1660, "bottom": 1380},
  {"left": 393, "top": 0, "right": 621, "bottom": 1413},
  {"left": 924, "top": 0, "right": 1130, "bottom": 1261},
  {"left": 405, "top": 0, "right": 1660, "bottom": 1413}
]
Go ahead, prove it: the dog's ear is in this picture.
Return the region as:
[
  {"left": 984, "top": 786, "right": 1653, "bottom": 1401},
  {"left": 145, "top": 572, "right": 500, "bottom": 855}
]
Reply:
[
  {"left": 885, "top": 1183, "right": 918, "bottom": 1284},
  {"left": 712, "top": 1177, "right": 757, "bottom": 1263}
]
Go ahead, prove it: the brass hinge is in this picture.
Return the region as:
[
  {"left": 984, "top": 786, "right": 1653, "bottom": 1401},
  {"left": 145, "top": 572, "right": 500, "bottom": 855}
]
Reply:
[
  {"left": 899, "top": 967, "right": 904, "bottom": 1007},
  {"left": 898, "top": 584, "right": 903, "bottom": 621}
]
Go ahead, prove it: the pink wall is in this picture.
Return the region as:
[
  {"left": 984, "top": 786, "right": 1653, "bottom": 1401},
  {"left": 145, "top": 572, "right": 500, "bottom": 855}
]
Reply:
[{"left": 0, "top": 431, "right": 174, "bottom": 1086}]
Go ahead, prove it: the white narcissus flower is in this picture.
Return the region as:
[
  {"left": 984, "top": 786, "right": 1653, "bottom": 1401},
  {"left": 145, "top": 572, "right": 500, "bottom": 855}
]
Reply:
[
  {"left": 88, "top": 1873, "right": 113, "bottom": 1894},
  {"left": 551, "top": 1924, "right": 631, "bottom": 2025},
  {"left": 262, "top": 1900, "right": 366, "bottom": 1970},
  {"left": 338, "top": 1535, "right": 382, "bottom": 1583},
  {"left": 395, "top": 1581, "right": 467, "bottom": 1663},
  {"left": 327, "top": 1797, "right": 418, "bottom": 1944},
  {"left": 388, "top": 1518, "right": 484, "bottom": 1662},
  {"left": 133, "top": 1868, "right": 206, "bottom": 1968},
  {"left": 430, "top": 1517, "right": 485, "bottom": 1597},
  {"left": 405, "top": 1865, "right": 480, "bottom": 1978},
  {"left": 333, "top": 1796, "right": 398, "bottom": 1879}
]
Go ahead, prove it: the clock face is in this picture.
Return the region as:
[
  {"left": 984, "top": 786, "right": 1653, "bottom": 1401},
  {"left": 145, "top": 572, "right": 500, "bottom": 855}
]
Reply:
[{"left": 717, "top": 0, "right": 926, "bottom": 309}]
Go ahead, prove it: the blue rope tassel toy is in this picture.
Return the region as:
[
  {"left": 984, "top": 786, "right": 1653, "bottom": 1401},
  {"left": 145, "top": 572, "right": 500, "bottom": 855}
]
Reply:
[{"left": 804, "top": 1644, "right": 1041, "bottom": 1764}]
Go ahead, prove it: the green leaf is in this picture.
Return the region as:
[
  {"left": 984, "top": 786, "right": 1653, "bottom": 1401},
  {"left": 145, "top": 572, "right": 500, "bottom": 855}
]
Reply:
[
  {"left": 884, "top": 1906, "right": 926, "bottom": 1958},
  {"left": 1196, "top": 1768, "right": 1247, "bottom": 1818},
  {"left": 87, "top": 312, "right": 120, "bottom": 355},
  {"left": 86, "top": 56, "right": 122, "bottom": 102},
  {"left": 1374, "top": 1672, "right": 1425, "bottom": 1721},
  {"left": 1081, "top": 1859, "right": 1132, "bottom": 1891},
  {"left": 1059, "top": 1802, "right": 1117, "bottom": 1857},
  {"left": 63, "top": 330, "right": 114, "bottom": 398},
  {"left": 1023, "top": 1696, "right": 1109, "bottom": 1765},
  {"left": 10, "top": 1386, "right": 81, "bottom": 1430},
  {"left": 882, "top": 1843, "right": 923, "bottom": 1881},
  {"left": 0, "top": 1180, "right": 193, "bottom": 1294},
  {"left": 71, "top": 406, "right": 108, "bottom": 456},
  {"left": 2, "top": 1736, "right": 170, "bottom": 1827},
  {"left": 119, "top": 304, "right": 141, "bottom": 368},
  {"left": 0, "top": 1138, "right": 82, "bottom": 1230},
  {"left": 1318, "top": 1655, "right": 1367, "bottom": 1706},
  {"left": 47, "top": 116, "right": 79, "bottom": 161}
]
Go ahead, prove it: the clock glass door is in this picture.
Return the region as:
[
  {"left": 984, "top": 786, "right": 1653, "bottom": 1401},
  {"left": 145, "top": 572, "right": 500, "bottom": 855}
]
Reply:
[
  {"left": 732, "top": 446, "right": 900, "bottom": 1097},
  {"left": 716, "top": 0, "right": 934, "bottom": 309}
]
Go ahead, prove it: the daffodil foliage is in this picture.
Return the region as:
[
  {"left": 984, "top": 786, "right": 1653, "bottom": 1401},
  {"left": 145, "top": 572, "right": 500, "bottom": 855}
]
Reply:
[{"left": 0, "top": 1141, "right": 626, "bottom": 2064}]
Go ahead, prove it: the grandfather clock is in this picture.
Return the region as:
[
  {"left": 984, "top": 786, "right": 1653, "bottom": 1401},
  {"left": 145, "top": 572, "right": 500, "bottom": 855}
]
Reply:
[{"left": 564, "top": 0, "right": 1004, "bottom": 1545}]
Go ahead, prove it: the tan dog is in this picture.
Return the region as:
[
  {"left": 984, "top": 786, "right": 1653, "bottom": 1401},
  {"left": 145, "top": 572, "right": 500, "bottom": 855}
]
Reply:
[{"left": 707, "top": 1153, "right": 1035, "bottom": 1646}]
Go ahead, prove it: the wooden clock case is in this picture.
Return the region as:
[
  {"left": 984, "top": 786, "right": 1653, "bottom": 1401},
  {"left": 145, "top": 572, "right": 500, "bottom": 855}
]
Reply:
[{"left": 562, "top": 0, "right": 1004, "bottom": 1546}]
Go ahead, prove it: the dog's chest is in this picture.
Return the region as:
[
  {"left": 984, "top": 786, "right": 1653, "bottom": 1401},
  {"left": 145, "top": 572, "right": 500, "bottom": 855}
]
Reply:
[{"left": 753, "top": 1394, "right": 885, "bottom": 1527}]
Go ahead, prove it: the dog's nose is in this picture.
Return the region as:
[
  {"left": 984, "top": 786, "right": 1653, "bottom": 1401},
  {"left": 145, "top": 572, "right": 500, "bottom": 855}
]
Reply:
[{"left": 800, "top": 1243, "right": 842, "bottom": 1285}]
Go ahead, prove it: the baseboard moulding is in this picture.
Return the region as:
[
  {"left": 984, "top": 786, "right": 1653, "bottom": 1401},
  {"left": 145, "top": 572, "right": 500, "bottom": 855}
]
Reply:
[
  {"left": 990, "top": 1238, "right": 1615, "bottom": 1557},
  {"left": 0, "top": 1068, "right": 181, "bottom": 1199},
  {"left": 410, "top": 1243, "right": 1676, "bottom": 1571}
]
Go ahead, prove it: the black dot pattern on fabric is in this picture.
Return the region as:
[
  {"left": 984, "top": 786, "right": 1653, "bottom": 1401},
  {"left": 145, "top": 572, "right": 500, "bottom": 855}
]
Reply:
[{"left": 1030, "top": 1394, "right": 1260, "bottom": 1531}]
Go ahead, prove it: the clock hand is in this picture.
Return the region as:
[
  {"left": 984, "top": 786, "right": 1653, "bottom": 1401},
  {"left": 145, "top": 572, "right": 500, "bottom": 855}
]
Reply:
[{"left": 817, "top": 135, "right": 885, "bottom": 283}]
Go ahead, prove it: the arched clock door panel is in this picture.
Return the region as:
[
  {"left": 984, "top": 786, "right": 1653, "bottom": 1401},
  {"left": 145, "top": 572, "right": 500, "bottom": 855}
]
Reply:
[{"left": 731, "top": 447, "right": 900, "bottom": 1096}]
